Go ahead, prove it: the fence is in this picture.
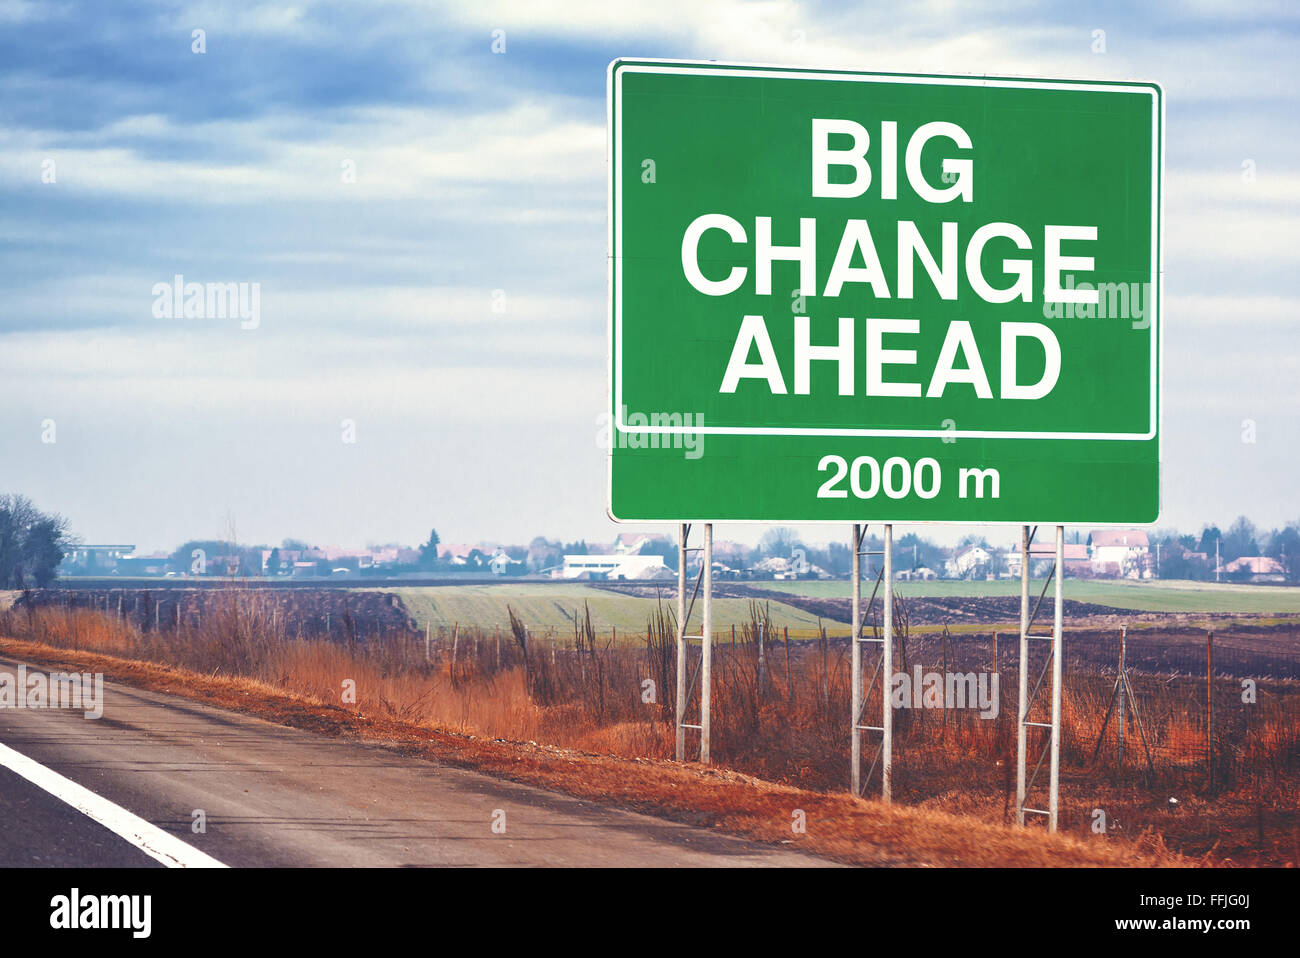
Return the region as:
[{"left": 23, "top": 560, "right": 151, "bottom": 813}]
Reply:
[{"left": 4, "top": 594, "right": 1295, "bottom": 799}]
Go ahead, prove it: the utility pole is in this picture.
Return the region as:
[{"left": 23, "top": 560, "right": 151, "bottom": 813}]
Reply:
[{"left": 1092, "top": 625, "right": 1155, "bottom": 773}]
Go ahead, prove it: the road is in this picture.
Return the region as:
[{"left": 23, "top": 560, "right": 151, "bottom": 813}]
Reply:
[{"left": 0, "top": 654, "right": 831, "bottom": 867}]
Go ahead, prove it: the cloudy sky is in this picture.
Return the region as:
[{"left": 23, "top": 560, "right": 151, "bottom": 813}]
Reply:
[{"left": 0, "top": 0, "right": 1296, "bottom": 553}]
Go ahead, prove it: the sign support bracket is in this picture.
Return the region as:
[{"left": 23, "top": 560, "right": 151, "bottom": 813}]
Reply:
[
  {"left": 675, "top": 522, "right": 713, "bottom": 763},
  {"left": 1016, "top": 524, "right": 1064, "bottom": 831},
  {"left": 851, "top": 523, "right": 893, "bottom": 802}
]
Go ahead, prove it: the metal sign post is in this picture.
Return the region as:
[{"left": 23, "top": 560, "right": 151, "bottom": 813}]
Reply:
[
  {"left": 851, "top": 525, "right": 862, "bottom": 793},
  {"left": 675, "top": 525, "right": 688, "bottom": 761},
  {"left": 675, "top": 522, "right": 713, "bottom": 763},
  {"left": 1016, "top": 524, "right": 1064, "bottom": 831},
  {"left": 850, "top": 523, "right": 893, "bottom": 803},
  {"left": 882, "top": 524, "right": 894, "bottom": 803},
  {"left": 607, "top": 59, "right": 1162, "bottom": 815}
]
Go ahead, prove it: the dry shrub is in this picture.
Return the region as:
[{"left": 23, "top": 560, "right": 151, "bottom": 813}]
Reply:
[{"left": 4, "top": 589, "right": 1297, "bottom": 863}]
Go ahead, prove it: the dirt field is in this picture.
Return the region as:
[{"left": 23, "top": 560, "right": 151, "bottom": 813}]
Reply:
[
  {"left": 759, "top": 577, "right": 1300, "bottom": 614},
  {"left": 630, "top": 582, "right": 1128, "bottom": 625}
]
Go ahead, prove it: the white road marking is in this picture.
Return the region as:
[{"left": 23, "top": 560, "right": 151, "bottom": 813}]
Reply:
[{"left": 0, "top": 740, "right": 227, "bottom": 868}]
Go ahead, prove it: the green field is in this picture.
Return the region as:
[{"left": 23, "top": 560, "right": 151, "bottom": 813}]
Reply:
[
  {"left": 381, "top": 584, "right": 844, "bottom": 636},
  {"left": 759, "top": 578, "right": 1300, "bottom": 614}
]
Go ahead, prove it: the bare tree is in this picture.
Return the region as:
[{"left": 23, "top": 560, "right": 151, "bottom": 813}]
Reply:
[{"left": 0, "top": 494, "right": 74, "bottom": 587}]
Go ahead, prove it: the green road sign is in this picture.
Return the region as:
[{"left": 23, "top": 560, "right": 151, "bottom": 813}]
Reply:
[{"left": 607, "top": 59, "right": 1162, "bottom": 524}]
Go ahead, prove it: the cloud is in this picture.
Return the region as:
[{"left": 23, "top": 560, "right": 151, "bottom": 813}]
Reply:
[
  {"left": 0, "top": 99, "right": 604, "bottom": 201},
  {"left": 0, "top": 0, "right": 1297, "bottom": 548}
]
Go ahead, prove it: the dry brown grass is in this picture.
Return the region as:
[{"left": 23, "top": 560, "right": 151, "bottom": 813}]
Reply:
[
  {"left": 2, "top": 595, "right": 1294, "bottom": 865},
  {"left": 0, "top": 630, "right": 1191, "bottom": 868}
]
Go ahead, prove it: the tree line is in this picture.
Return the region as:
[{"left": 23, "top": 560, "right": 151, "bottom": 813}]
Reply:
[
  {"left": 8, "top": 490, "right": 1300, "bottom": 585},
  {"left": 0, "top": 494, "right": 72, "bottom": 588}
]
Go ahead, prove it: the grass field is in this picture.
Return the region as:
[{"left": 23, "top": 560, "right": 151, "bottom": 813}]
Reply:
[
  {"left": 379, "top": 579, "right": 1300, "bottom": 638},
  {"left": 759, "top": 578, "right": 1300, "bottom": 613},
  {"left": 382, "top": 584, "right": 841, "bottom": 635}
]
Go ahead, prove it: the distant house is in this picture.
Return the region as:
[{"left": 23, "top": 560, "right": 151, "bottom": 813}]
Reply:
[
  {"left": 1003, "top": 545, "right": 1077, "bottom": 579},
  {"left": 260, "top": 549, "right": 323, "bottom": 576},
  {"left": 1223, "top": 556, "right": 1285, "bottom": 583},
  {"left": 488, "top": 551, "right": 524, "bottom": 576},
  {"left": 611, "top": 532, "right": 669, "bottom": 555},
  {"left": 60, "top": 544, "right": 136, "bottom": 575},
  {"left": 711, "top": 540, "right": 750, "bottom": 563},
  {"left": 1063, "top": 544, "right": 1091, "bottom": 574},
  {"left": 896, "top": 567, "right": 937, "bottom": 581},
  {"left": 946, "top": 545, "right": 990, "bottom": 578},
  {"left": 439, "top": 544, "right": 482, "bottom": 567},
  {"left": 367, "top": 547, "right": 419, "bottom": 567},
  {"left": 749, "top": 555, "right": 826, "bottom": 579},
  {"left": 752, "top": 555, "right": 791, "bottom": 578},
  {"left": 311, "top": 546, "right": 414, "bottom": 570},
  {"left": 115, "top": 553, "right": 169, "bottom": 576},
  {"left": 1087, "top": 530, "right": 1150, "bottom": 578}
]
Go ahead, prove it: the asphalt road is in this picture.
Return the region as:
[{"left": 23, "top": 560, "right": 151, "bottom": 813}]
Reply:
[{"left": 0, "top": 654, "right": 830, "bottom": 867}]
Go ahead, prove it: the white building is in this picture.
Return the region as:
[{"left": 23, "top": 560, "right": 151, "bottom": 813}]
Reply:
[
  {"left": 1087, "top": 530, "right": 1150, "bottom": 578},
  {"left": 611, "top": 532, "right": 669, "bottom": 555},
  {"left": 489, "top": 551, "right": 524, "bottom": 576},
  {"left": 946, "top": 545, "right": 990, "bottom": 578},
  {"left": 896, "top": 567, "right": 937, "bottom": 581},
  {"left": 1006, "top": 545, "right": 1089, "bottom": 578},
  {"left": 560, "top": 554, "right": 667, "bottom": 580}
]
